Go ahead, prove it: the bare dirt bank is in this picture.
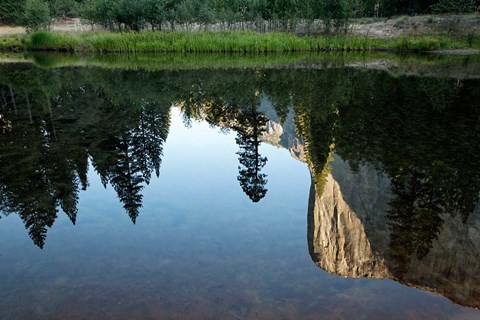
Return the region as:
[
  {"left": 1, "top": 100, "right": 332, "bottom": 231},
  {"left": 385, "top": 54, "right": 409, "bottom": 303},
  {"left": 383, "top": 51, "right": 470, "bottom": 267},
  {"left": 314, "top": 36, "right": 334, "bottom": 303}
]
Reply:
[
  {"left": 0, "top": 18, "right": 92, "bottom": 37},
  {"left": 351, "top": 14, "right": 480, "bottom": 38}
]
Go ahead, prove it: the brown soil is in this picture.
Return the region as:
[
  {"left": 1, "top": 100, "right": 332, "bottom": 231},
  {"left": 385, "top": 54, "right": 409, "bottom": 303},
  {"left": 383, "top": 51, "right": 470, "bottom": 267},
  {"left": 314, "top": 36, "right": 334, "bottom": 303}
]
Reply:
[
  {"left": 0, "top": 18, "right": 94, "bottom": 37},
  {"left": 351, "top": 13, "right": 480, "bottom": 38},
  {"left": 0, "top": 25, "right": 25, "bottom": 37}
]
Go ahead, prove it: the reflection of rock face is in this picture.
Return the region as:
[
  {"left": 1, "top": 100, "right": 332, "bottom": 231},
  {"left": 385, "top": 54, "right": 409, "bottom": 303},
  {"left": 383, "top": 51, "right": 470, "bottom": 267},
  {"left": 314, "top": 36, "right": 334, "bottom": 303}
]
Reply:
[
  {"left": 258, "top": 100, "right": 305, "bottom": 162},
  {"left": 400, "top": 204, "right": 480, "bottom": 309},
  {"left": 261, "top": 117, "right": 305, "bottom": 162},
  {"left": 254, "top": 99, "right": 480, "bottom": 308},
  {"left": 307, "top": 174, "right": 390, "bottom": 278},
  {"left": 261, "top": 120, "right": 284, "bottom": 146},
  {"left": 308, "top": 155, "right": 480, "bottom": 309}
]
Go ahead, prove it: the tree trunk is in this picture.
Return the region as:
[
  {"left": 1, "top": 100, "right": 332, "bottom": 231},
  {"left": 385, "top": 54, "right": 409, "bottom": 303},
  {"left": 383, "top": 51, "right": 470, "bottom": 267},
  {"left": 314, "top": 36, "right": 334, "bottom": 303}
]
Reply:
[
  {"left": 24, "top": 89, "right": 33, "bottom": 124},
  {"left": 8, "top": 86, "right": 17, "bottom": 116}
]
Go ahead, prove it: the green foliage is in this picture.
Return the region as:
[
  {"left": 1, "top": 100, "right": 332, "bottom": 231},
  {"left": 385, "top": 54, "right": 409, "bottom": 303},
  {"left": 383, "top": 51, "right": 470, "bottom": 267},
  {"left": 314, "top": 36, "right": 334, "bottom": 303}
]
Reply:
[
  {"left": 1, "top": 0, "right": 479, "bottom": 29},
  {"left": 113, "top": 0, "right": 146, "bottom": 31},
  {"left": 48, "top": 0, "right": 82, "bottom": 17},
  {"left": 143, "top": 0, "right": 167, "bottom": 30},
  {"left": 0, "top": 0, "right": 26, "bottom": 23},
  {"left": 74, "top": 0, "right": 366, "bottom": 33},
  {"left": 431, "top": 0, "right": 476, "bottom": 14},
  {"left": 71, "top": 0, "right": 478, "bottom": 30},
  {"left": 23, "top": 0, "right": 51, "bottom": 32}
]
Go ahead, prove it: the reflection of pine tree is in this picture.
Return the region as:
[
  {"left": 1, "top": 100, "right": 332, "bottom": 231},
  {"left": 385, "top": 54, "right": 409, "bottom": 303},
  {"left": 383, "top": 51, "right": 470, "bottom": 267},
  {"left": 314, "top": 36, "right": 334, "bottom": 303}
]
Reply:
[
  {"left": 93, "top": 101, "right": 170, "bottom": 223},
  {"left": 18, "top": 183, "right": 58, "bottom": 248},
  {"left": 138, "top": 102, "right": 170, "bottom": 180},
  {"left": 0, "top": 104, "right": 81, "bottom": 248},
  {"left": 73, "top": 147, "right": 90, "bottom": 191},
  {"left": 48, "top": 147, "right": 80, "bottom": 226},
  {"left": 110, "top": 135, "right": 144, "bottom": 223},
  {"left": 179, "top": 83, "right": 204, "bottom": 127},
  {"left": 236, "top": 134, "right": 268, "bottom": 202},
  {"left": 177, "top": 80, "right": 270, "bottom": 203},
  {"left": 387, "top": 169, "right": 444, "bottom": 278},
  {"left": 234, "top": 102, "right": 268, "bottom": 203},
  {"left": 387, "top": 161, "right": 480, "bottom": 278},
  {"left": 0, "top": 71, "right": 173, "bottom": 245}
]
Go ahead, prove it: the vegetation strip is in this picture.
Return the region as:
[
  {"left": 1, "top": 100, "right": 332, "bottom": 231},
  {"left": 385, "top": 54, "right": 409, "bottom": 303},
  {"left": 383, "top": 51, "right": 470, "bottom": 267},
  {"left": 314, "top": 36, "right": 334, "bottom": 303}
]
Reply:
[
  {"left": 2, "top": 0, "right": 478, "bottom": 33},
  {"left": 1, "top": 31, "right": 478, "bottom": 54}
]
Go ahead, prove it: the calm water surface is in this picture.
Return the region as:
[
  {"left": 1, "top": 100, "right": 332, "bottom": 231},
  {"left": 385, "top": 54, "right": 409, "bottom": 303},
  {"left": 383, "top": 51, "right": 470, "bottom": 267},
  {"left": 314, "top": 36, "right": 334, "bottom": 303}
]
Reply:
[{"left": 0, "top": 59, "right": 479, "bottom": 319}]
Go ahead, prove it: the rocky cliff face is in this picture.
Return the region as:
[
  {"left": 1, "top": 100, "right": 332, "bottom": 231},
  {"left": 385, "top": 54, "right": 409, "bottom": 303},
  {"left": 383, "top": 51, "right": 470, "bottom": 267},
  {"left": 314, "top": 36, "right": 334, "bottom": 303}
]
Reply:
[{"left": 308, "top": 155, "right": 480, "bottom": 308}]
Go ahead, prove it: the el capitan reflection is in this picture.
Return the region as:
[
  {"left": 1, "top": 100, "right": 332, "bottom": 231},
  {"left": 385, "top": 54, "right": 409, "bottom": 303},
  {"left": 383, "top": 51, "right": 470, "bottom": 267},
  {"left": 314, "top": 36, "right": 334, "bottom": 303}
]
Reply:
[
  {"left": 0, "top": 63, "right": 479, "bottom": 310},
  {"left": 304, "top": 71, "right": 480, "bottom": 308}
]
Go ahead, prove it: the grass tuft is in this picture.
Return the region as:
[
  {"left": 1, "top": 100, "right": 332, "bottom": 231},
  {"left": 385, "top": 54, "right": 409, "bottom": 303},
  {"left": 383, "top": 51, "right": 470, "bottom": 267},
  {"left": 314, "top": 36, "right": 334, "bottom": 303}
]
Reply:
[{"left": 27, "top": 31, "right": 79, "bottom": 52}]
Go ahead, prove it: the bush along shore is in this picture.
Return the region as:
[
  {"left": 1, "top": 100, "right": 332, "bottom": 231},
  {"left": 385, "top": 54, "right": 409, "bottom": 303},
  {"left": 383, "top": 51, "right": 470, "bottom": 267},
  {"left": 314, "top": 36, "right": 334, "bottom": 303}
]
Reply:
[{"left": 1, "top": 31, "right": 480, "bottom": 53}]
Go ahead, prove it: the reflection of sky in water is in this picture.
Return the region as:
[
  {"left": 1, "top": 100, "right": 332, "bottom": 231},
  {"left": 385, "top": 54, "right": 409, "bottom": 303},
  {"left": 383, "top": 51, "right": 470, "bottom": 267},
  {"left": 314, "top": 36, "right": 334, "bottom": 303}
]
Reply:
[{"left": 0, "top": 108, "right": 479, "bottom": 320}]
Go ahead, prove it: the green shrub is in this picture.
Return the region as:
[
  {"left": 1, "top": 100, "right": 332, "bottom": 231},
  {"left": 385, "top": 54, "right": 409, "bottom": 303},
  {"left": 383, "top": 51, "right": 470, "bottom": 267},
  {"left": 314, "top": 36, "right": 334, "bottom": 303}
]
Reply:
[
  {"left": 23, "top": 0, "right": 51, "bottom": 32},
  {"left": 27, "top": 31, "right": 79, "bottom": 51}
]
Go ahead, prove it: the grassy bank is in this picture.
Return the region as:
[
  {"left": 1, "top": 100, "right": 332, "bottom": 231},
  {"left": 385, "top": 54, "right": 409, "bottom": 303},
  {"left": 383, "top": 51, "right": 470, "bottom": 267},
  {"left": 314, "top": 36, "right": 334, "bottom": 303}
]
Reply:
[
  {"left": 0, "top": 36, "right": 24, "bottom": 51},
  {"left": 1, "top": 31, "right": 479, "bottom": 53}
]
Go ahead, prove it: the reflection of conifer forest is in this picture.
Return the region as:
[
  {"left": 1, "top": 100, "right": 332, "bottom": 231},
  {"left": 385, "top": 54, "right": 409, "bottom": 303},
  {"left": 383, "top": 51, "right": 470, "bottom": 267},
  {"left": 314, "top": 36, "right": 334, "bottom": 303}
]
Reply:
[{"left": 0, "top": 63, "right": 479, "bottom": 252}]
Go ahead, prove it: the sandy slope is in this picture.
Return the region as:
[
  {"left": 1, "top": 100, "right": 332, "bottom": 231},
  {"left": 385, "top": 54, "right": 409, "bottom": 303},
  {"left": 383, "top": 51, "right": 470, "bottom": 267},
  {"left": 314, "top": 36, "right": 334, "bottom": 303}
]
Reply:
[{"left": 0, "top": 18, "right": 93, "bottom": 37}]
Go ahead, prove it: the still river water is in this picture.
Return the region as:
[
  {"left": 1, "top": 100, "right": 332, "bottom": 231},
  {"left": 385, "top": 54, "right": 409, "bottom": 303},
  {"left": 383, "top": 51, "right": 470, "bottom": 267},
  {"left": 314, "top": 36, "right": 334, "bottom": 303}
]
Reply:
[{"left": 0, "top": 55, "right": 479, "bottom": 319}]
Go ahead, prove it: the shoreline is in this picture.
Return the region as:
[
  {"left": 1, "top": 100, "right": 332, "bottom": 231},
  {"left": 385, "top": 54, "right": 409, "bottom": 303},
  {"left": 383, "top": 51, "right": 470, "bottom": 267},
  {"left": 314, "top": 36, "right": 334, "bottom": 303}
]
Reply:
[{"left": 1, "top": 51, "right": 479, "bottom": 79}]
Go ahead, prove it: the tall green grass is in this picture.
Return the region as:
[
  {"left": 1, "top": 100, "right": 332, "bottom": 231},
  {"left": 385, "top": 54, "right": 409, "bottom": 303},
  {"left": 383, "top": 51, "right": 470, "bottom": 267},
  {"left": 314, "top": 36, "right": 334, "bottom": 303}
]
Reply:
[
  {"left": 20, "top": 31, "right": 480, "bottom": 53},
  {"left": 27, "top": 31, "right": 79, "bottom": 51}
]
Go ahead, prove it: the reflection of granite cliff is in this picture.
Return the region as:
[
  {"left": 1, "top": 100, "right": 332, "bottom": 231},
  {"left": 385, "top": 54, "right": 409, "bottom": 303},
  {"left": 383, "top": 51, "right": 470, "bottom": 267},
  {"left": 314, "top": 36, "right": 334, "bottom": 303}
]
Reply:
[
  {"left": 307, "top": 155, "right": 480, "bottom": 309},
  {"left": 257, "top": 100, "right": 480, "bottom": 308},
  {"left": 258, "top": 96, "right": 305, "bottom": 162},
  {"left": 255, "top": 98, "right": 480, "bottom": 309},
  {"left": 307, "top": 164, "right": 391, "bottom": 279}
]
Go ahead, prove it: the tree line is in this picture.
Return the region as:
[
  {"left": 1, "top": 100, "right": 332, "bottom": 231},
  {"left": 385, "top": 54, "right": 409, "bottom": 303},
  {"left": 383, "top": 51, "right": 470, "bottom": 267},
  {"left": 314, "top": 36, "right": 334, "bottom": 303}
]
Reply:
[{"left": 1, "top": 0, "right": 478, "bottom": 32}]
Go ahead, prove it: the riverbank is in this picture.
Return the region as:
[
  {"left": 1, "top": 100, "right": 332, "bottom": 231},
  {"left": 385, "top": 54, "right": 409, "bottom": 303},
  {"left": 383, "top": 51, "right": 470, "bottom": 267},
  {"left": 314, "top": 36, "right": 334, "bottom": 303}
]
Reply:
[{"left": 1, "top": 30, "right": 479, "bottom": 54}]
